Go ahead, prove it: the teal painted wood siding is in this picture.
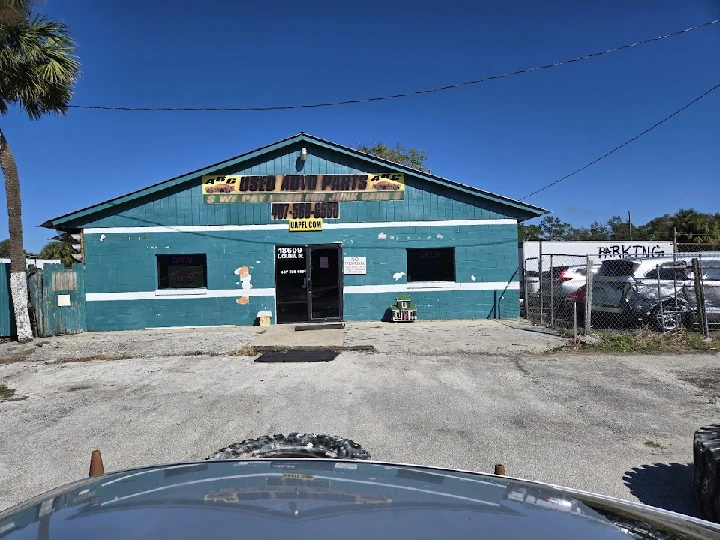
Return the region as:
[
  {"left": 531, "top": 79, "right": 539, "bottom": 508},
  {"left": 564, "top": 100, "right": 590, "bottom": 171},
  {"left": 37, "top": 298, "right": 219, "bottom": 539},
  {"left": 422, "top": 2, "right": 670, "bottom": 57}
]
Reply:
[
  {"left": 82, "top": 223, "right": 520, "bottom": 330},
  {"left": 0, "top": 263, "right": 16, "bottom": 337},
  {"left": 53, "top": 138, "right": 534, "bottom": 331},
  {"left": 63, "top": 143, "right": 527, "bottom": 230}
]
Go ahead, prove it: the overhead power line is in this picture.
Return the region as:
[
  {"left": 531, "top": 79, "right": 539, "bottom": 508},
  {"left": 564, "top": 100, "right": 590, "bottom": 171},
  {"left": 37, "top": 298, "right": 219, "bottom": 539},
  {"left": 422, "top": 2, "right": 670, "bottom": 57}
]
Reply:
[
  {"left": 520, "top": 81, "right": 720, "bottom": 200},
  {"left": 68, "top": 19, "right": 719, "bottom": 112}
]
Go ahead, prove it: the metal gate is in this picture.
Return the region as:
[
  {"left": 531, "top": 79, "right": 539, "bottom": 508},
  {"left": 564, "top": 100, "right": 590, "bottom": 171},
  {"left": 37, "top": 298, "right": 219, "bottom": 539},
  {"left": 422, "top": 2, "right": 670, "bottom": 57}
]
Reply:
[{"left": 27, "top": 263, "right": 86, "bottom": 337}]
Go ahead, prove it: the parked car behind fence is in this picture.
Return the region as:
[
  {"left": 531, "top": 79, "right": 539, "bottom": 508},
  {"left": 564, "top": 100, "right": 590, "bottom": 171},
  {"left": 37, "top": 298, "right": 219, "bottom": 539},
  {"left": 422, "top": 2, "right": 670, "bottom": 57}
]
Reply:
[
  {"left": 524, "top": 253, "right": 720, "bottom": 334},
  {"left": 523, "top": 255, "right": 592, "bottom": 325},
  {"left": 591, "top": 256, "right": 720, "bottom": 331}
]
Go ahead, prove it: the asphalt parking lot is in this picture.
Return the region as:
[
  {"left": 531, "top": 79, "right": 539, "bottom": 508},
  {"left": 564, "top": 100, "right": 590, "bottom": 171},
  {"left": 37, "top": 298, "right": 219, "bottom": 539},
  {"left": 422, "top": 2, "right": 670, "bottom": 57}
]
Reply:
[{"left": 1, "top": 321, "right": 719, "bottom": 516}]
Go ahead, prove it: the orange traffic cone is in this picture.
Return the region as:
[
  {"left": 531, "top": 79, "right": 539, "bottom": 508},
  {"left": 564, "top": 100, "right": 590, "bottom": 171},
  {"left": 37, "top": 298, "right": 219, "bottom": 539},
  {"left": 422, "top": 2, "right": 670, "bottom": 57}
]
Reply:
[
  {"left": 494, "top": 463, "right": 506, "bottom": 476},
  {"left": 89, "top": 449, "right": 105, "bottom": 477}
]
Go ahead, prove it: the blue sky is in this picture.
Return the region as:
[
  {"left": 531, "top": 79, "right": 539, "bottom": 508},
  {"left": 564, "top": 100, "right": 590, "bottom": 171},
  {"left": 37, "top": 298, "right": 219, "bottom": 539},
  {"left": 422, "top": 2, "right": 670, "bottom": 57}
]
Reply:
[{"left": 1, "top": 0, "right": 719, "bottom": 251}]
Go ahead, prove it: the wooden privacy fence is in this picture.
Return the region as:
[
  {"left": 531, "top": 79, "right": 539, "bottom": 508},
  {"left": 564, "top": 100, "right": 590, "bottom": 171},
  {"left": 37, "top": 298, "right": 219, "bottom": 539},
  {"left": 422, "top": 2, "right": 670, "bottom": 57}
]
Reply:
[{"left": 27, "top": 263, "right": 86, "bottom": 338}]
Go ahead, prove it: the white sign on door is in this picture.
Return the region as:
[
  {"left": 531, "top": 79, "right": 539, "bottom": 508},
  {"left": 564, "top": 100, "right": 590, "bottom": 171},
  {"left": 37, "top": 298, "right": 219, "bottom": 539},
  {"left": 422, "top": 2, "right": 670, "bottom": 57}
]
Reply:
[{"left": 343, "top": 257, "right": 366, "bottom": 275}]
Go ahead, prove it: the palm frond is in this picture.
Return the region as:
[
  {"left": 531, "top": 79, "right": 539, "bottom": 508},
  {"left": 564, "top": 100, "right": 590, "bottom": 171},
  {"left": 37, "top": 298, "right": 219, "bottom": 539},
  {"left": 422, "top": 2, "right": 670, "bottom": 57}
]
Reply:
[{"left": 0, "top": 13, "right": 80, "bottom": 119}]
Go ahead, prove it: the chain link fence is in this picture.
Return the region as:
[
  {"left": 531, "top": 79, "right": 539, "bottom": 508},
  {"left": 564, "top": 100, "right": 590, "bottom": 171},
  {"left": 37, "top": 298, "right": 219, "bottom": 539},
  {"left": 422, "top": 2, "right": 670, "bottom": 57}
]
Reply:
[
  {"left": 523, "top": 251, "right": 720, "bottom": 338},
  {"left": 523, "top": 254, "right": 590, "bottom": 334},
  {"left": 686, "top": 256, "right": 720, "bottom": 337}
]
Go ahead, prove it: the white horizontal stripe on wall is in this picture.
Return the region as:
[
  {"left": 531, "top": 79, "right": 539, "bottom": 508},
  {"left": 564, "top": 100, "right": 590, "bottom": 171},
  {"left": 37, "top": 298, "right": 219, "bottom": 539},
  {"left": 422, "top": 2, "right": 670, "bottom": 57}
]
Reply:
[
  {"left": 85, "top": 281, "right": 519, "bottom": 302},
  {"left": 344, "top": 281, "right": 521, "bottom": 294},
  {"left": 327, "top": 219, "right": 516, "bottom": 229},
  {"left": 83, "top": 218, "right": 516, "bottom": 235},
  {"left": 86, "top": 288, "right": 276, "bottom": 302}
]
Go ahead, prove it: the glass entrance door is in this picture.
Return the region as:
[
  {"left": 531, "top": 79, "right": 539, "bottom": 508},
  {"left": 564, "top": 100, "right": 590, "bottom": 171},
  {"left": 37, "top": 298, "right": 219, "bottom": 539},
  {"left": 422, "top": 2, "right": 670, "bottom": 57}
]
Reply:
[
  {"left": 274, "top": 244, "right": 342, "bottom": 324},
  {"left": 309, "top": 246, "right": 342, "bottom": 321},
  {"left": 275, "top": 246, "right": 309, "bottom": 324}
]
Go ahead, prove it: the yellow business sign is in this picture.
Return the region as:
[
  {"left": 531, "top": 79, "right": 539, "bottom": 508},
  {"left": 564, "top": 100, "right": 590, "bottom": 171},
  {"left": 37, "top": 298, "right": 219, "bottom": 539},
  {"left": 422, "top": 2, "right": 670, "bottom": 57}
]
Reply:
[
  {"left": 289, "top": 218, "right": 323, "bottom": 232},
  {"left": 202, "top": 173, "right": 404, "bottom": 203}
]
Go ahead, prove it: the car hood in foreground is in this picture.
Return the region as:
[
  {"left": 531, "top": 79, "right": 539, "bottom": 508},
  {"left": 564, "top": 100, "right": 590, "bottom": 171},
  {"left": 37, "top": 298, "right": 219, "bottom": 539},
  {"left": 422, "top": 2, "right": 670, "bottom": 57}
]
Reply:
[{"left": 1, "top": 459, "right": 718, "bottom": 539}]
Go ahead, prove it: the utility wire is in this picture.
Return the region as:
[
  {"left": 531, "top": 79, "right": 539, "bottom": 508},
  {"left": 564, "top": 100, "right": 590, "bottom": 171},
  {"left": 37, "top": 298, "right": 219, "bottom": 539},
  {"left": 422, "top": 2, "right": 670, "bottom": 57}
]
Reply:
[
  {"left": 520, "top": 81, "right": 720, "bottom": 200},
  {"left": 68, "top": 19, "right": 719, "bottom": 112}
]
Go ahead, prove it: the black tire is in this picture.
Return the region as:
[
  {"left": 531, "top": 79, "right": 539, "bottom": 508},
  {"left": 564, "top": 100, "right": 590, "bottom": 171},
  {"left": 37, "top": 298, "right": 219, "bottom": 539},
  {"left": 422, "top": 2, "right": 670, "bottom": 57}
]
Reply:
[
  {"left": 693, "top": 425, "right": 720, "bottom": 521},
  {"left": 695, "top": 433, "right": 707, "bottom": 511},
  {"left": 650, "top": 302, "right": 687, "bottom": 332},
  {"left": 206, "top": 433, "right": 371, "bottom": 460}
]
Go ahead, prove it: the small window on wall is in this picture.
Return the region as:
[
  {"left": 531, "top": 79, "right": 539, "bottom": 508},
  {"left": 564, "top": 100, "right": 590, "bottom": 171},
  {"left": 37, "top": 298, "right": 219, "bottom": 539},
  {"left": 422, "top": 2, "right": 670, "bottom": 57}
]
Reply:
[
  {"left": 157, "top": 254, "right": 208, "bottom": 289},
  {"left": 406, "top": 248, "right": 455, "bottom": 282}
]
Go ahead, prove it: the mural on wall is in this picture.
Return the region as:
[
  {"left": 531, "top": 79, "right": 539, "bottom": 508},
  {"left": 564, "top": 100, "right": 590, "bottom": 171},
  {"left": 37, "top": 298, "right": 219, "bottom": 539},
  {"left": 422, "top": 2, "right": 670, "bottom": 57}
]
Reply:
[
  {"left": 235, "top": 266, "right": 251, "bottom": 304},
  {"left": 202, "top": 173, "right": 405, "bottom": 203}
]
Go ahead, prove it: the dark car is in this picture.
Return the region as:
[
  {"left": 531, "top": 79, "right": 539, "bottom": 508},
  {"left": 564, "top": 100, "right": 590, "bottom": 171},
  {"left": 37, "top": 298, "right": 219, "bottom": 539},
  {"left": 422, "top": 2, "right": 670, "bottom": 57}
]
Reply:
[
  {"left": 1, "top": 459, "right": 718, "bottom": 539},
  {"left": 591, "top": 257, "right": 720, "bottom": 331}
]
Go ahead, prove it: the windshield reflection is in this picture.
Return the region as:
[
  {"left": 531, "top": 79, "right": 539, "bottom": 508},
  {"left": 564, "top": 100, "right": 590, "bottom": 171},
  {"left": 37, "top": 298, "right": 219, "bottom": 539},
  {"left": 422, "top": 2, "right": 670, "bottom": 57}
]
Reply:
[{"left": 0, "top": 460, "right": 630, "bottom": 539}]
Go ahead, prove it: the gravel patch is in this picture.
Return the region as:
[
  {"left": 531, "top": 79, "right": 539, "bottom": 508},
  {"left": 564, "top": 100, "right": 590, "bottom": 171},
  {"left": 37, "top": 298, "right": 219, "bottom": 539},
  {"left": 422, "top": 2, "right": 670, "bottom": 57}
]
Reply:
[
  {"left": 1, "top": 346, "right": 718, "bottom": 516},
  {"left": 0, "top": 327, "right": 258, "bottom": 364},
  {"left": 344, "top": 319, "right": 566, "bottom": 354}
]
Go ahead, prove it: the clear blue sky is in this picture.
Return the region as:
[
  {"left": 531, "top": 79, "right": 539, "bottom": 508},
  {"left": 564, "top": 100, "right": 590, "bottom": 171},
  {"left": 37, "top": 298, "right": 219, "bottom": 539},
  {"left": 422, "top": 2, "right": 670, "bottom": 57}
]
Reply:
[{"left": 1, "top": 0, "right": 719, "bottom": 251}]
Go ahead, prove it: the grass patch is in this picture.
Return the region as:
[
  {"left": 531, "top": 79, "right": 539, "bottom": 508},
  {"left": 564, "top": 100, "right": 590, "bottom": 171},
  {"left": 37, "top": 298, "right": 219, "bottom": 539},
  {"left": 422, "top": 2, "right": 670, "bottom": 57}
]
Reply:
[
  {"left": 553, "top": 327, "right": 579, "bottom": 339},
  {"left": 0, "top": 348, "right": 34, "bottom": 365},
  {"left": 676, "top": 368, "right": 720, "bottom": 394},
  {"left": 53, "top": 354, "right": 133, "bottom": 364},
  {"left": 577, "top": 329, "right": 720, "bottom": 353},
  {"left": 230, "top": 345, "right": 257, "bottom": 356},
  {"left": 0, "top": 383, "right": 16, "bottom": 399}
]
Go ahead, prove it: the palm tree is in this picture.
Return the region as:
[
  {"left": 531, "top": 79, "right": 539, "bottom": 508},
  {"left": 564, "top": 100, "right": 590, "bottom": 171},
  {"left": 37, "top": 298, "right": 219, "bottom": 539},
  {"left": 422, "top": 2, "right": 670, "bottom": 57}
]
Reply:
[
  {"left": 39, "top": 239, "right": 73, "bottom": 266},
  {"left": 0, "top": 0, "right": 79, "bottom": 341}
]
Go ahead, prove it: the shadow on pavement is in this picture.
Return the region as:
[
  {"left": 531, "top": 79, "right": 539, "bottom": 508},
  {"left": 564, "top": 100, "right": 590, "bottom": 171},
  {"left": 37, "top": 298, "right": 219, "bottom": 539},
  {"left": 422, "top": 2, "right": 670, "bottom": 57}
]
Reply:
[{"left": 623, "top": 463, "right": 699, "bottom": 517}]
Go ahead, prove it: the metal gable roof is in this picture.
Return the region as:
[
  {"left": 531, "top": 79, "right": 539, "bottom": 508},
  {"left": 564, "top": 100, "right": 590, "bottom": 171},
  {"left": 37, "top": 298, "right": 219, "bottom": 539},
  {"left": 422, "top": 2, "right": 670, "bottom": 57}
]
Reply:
[{"left": 42, "top": 132, "right": 548, "bottom": 228}]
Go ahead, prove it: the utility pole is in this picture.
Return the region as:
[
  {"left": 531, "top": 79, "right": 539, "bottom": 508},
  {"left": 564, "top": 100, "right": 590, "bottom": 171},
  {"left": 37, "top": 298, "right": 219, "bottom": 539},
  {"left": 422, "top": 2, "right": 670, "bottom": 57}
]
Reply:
[{"left": 628, "top": 211, "right": 632, "bottom": 241}]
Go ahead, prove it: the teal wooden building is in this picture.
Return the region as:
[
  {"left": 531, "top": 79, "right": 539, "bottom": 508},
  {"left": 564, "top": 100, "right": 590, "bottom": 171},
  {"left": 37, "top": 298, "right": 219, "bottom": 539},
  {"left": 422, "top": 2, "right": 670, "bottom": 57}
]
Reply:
[{"left": 42, "top": 133, "right": 547, "bottom": 331}]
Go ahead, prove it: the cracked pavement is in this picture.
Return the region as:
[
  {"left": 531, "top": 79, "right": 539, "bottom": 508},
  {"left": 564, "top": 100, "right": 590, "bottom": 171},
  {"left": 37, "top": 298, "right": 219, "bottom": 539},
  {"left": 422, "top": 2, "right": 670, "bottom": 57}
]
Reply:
[{"left": 1, "top": 322, "right": 719, "bottom": 517}]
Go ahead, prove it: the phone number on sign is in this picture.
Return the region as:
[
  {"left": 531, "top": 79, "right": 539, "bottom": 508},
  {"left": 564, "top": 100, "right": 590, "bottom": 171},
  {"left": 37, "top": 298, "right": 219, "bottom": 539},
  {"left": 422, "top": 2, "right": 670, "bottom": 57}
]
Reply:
[{"left": 271, "top": 202, "right": 339, "bottom": 220}]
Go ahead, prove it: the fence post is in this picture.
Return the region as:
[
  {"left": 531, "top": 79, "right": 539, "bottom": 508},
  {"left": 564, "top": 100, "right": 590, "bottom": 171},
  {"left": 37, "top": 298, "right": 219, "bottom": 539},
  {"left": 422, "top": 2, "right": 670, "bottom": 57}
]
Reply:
[
  {"left": 549, "top": 255, "right": 554, "bottom": 327},
  {"left": 573, "top": 301, "right": 578, "bottom": 344},
  {"left": 692, "top": 258, "right": 709, "bottom": 338},
  {"left": 656, "top": 264, "right": 664, "bottom": 330},
  {"left": 539, "top": 242, "right": 544, "bottom": 324},
  {"left": 523, "top": 259, "right": 529, "bottom": 319},
  {"left": 585, "top": 258, "right": 593, "bottom": 335}
]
